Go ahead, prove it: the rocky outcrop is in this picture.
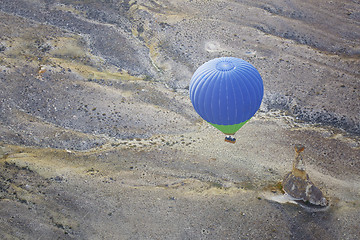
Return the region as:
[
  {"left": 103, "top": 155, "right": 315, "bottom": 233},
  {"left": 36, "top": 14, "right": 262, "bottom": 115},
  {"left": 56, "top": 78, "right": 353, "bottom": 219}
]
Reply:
[{"left": 283, "top": 144, "right": 328, "bottom": 207}]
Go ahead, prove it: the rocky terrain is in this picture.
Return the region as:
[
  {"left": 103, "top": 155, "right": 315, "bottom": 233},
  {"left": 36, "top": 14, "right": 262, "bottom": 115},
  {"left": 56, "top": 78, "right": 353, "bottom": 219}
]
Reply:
[{"left": 0, "top": 0, "right": 359, "bottom": 239}]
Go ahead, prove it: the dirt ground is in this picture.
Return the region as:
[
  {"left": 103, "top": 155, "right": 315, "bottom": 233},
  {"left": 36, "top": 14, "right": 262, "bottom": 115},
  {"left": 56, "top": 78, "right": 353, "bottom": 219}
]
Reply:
[{"left": 0, "top": 0, "right": 359, "bottom": 239}]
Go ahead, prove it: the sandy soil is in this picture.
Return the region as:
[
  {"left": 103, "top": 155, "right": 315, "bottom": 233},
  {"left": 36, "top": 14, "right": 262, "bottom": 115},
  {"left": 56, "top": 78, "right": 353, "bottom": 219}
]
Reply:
[{"left": 0, "top": 0, "right": 359, "bottom": 239}]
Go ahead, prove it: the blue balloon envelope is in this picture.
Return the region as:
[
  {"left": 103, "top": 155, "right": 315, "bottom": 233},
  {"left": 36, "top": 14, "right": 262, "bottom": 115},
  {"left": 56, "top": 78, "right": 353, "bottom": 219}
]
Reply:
[{"left": 189, "top": 57, "right": 264, "bottom": 136}]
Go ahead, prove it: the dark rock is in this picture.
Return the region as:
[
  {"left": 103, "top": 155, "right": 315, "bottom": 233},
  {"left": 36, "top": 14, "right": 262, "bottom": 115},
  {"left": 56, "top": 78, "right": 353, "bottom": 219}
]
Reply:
[{"left": 282, "top": 144, "right": 328, "bottom": 207}]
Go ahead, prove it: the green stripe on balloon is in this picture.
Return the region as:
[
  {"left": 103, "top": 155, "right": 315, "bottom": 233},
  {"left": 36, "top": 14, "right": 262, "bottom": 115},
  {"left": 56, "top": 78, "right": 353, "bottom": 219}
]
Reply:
[{"left": 209, "top": 120, "right": 249, "bottom": 135}]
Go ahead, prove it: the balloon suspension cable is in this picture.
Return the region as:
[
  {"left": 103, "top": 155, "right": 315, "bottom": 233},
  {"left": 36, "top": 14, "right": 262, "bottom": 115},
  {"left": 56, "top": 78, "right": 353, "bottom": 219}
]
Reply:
[{"left": 224, "top": 135, "right": 236, "bottom": 144}]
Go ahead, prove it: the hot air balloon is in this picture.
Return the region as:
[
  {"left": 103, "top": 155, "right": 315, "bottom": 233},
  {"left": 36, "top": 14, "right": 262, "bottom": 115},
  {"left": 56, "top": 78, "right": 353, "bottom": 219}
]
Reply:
[{"left": 189, "top": 57, "right": 264, "bottom": 143}]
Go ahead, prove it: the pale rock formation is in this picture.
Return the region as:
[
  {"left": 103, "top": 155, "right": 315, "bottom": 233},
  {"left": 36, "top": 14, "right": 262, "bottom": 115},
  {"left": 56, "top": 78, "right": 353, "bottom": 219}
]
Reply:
[{"left": 282, "top": 144, "right": 328, "bottom": 207}]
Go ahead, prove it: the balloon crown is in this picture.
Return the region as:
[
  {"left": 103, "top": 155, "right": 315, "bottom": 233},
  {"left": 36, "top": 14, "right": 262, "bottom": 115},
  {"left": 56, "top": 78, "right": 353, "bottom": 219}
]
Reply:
[{"left": 216, "top": 61, "right": 235, "bottom": 71}]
